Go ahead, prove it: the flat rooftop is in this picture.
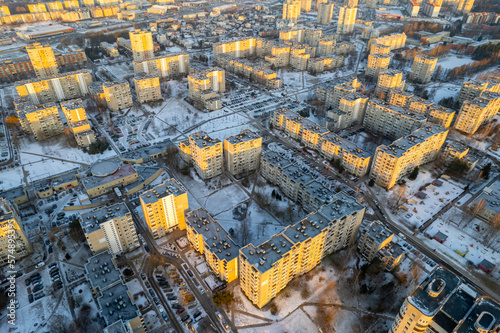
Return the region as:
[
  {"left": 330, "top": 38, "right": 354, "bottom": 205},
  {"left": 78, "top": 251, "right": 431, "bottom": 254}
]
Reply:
[
  {"left": 473, "top": 179, "right": 500, "bottom": 214},
  {"left": 455, "top": 297, "right": 500, "bottom": 333},
  {"left": 225, "top": 128, "right": 261, "bottom": 145},
  {"left": 85, "top": 251, "right": 122, "bottom": 292},
  {"left": 261, "top": 150, "right": 292, "bottom": 169},
  {"left": 282, "top": 213, "right": 329, "bottom": 245},
  {"left": 317, "top": 191, "right": 365, "bottom": 222},
  {"left": 282, "top": 165, "right": 315, "bottom": 185},
  {"left": 186, "top": 208, "right": 239, "bottom": 261},
  {"left": 304, "top": 181, "right": 335, "bottom": 204},
  {"left": 82, "top": 164, "right": 138, "bottom": 191},
  {"left": 408, "top": 266, "right": 461, "bottom": 317},
  {"left": 189, "top": 130, "right": 221, "bottom": 148},
  {"left": 140, "top": 178, "right": 186, "bottom": 205},
  {"left": 120, "top": 139, "right": 174, "bottom": 161},
  {"left": 97, "top": 282, "right": 140, "bottom": 327},
  {"left": 240, "top": 233, "right": 295, "bottom": 273},
  {"left": 80, "top": 203, "right": 130, "bottom": 234},
  {"left": 363, "top": 220, "right": 393, "bottom": 245},
  {"left": 0, "top": 186, "right": 26, "bottom": 201}
]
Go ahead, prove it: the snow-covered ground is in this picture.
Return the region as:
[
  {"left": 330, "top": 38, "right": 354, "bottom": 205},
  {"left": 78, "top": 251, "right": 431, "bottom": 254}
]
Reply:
[{"left": 436, "top": 54, "right": 476, "bottom": 70}]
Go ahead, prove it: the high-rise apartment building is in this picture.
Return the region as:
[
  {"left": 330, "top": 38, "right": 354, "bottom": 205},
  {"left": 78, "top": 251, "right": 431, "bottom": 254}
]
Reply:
[
  {"left": 102, "top": 80, "right": 133, "bottom": 112},
  {"left": 358, "top": 220, "right": 393, "bottom": 261},
  {"left": 337, "top": 5, "right": 357, "bottom": 34},
  {"left": 387, "top": 266, "right": 500, "bottom": 333},
  {"left": 129, "top": 29, "right": 154, "bottom": 62},
  {"left": 368, "top": 33, "right": 407, "bottom": 52},
  {"left": 366, "top": 53, "right": 391, "bottom": 80},
  {"left": 178, "top": 131, "right": 223, "bottom": 180},
  {"left": 374, "top": 70, "right": 405, "bottom": 99},
  {"left": 140, "top": 179, "right": 189, "bottom": 239},
  {"left": 15, "top": 70, "right": 92, "bottom": 105},
  {"left": 185, "top": 208, "right": 239, "bottom": 283},
  {"left": 26, "top": 43, "right": 59, "bottom": 78},
  {"left": 133, "top": 53, "right": 189, "bottom": 79},
  {"left": 213, "top": 37, "right": 258, "bottom": 59},
  {"left": 454, "top": 91, "right": 500, "bottom": 134},
  {"left": 370, "top": 43, "right": 392, "bottom": 55},
  {"left": 80, "top": 203, "right": 140, "bottom": 255},
  {"left": 0, "top": 198, "right": 32, "bottom": 266},
  {"left": 318, "top": 37, "right": 336, "bottom": 56},
  {"left": 370, "top": 124, "right": 448, "bottom": 189},
  {"left": 317, "top": 2, "right": 334, "bottom": 24},
  {"left": 409, "top": 55, "right": 438, "bottom": 83},
  {"left": 133, "top": 74, "right": 161, "bottom": 104},
  {"left": 224, "top": 129, "right": 262, "bottom": 176},
  {"left": 239, "top": 192, "right": 365, "bottom": 308},
  {"left": 456, "top": 0, "right": 474, "bottom": 14},
  {"left": 188, "top": 67, "right": 225, "bottom": 110},
  {"left": 364, "top": 99, "right": 427, "bottom": 140},
  {"left": 457, "top": 79, "right": 500, "bottom": 105},
  {"left": 283, "top": 0, "right": 301, "bottom": 24},
  {"left": 301, "top": 0, "right": 312, "bottom": 12},
  {"left": 16, "top": 101, "right": 64, "bottom": 141},
  {"left": 328, "top": 92, "right": 368, "bottom": 129},
  {"left": 60, "top": 99, "right": 96, "bottom": 147},
  {"left": 423, "top": 0, "right": 441, "bottom": 18}
]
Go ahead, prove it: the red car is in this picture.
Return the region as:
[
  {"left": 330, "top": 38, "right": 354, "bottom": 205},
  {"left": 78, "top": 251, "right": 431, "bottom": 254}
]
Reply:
[{"left": 176, "top": 308, "right": 185, "bottom": 315}]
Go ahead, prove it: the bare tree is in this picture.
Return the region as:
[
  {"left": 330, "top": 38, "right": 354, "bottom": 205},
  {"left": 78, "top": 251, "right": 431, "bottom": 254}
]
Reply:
[
  {"left": 486, "top": 213, "right": 500, "bottom": 247},
  {"left": 238, "top": 218, "right": 253, "bottom": 246},
  {"left": 389, "top": 184, "right": 407, "bottom": 210}
]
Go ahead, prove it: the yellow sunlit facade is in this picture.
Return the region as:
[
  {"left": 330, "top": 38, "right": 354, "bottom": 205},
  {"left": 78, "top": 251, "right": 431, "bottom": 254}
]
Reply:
[
  {"left": 0, "top": 199, "right": 33, "bottom": 267},
  {"left": 224, "top": 129, "right": 262, "bottom": 176},
  {"left": 26, "top": 43, "right": 59, "bottom": 78}
]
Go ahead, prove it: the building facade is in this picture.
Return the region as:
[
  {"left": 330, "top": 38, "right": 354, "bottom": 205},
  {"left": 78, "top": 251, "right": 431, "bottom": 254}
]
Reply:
[
  {"left": 179, "top": 131, "right": 224, "bottom": 180},
  {"left": 134, "top": 74, "right": 161, "bottom": 104},
  {"left": 26, "top": 43, "right": 59, "bottom": 78},
  {"left": 16, "top": 101, "right": 64, "bottom": 141},
  {"left": 224, "top": 129, "right": 262, "bottom": 176},
  {"left": 80, "top": 203, "right": 140, "bottom": 255},
  {"left": 366, "top": 53, "right": 391, "bottom": 80},
  {"left": 317, "top": 2, "right": 334, "bottom": 24},
  {"left": 409, "top": 55, "right": 437, "bottom": 84},
  {"left": 133, "top": 53, "right": 189, "bottom": 79},
  {"left": 103, "top": 80, "right": 133, "bottom": 112},
  {"left": 129, "top": 29, "right": 154, "bottom": 62},
  {"left": 60, "top": 98, "right": 96, "bottom": 147},
  {"left": 0, "top": 199, "right": 33, "bottom": 267},
  {"left": 337, "top": 5, "right": 357, "bottom": 34},
  {"left": 454, "top": 91, "right": 500, "bottom": 134},
  {"left": 140, "top": 179, "right": 189, "bottom": 239},
  {"left": 374, "top": 70, "right": 405, "bottom": 99},
  {"left": 188, "top": 67, "right": 225, "bottom": 110},
  {"left": 283, "top": 0, "right": 301, "bottom": 24}
]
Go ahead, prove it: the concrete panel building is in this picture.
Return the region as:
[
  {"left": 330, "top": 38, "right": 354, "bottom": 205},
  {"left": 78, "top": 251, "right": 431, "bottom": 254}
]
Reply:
[
  {"left": 133, "top": 53, "right": 189, "bottom": 79},
  {"left": 409, "top": 55, "right": 438, "bottom": 84},
  {"left": 15, "top": 101, "right": 64, "bottom": 141},
  {"left": 366, "top": 53, "right": 391, "bottom": 80},
  {"left": 140, "top": 179, "right": 189, "bottom": 239},
  {"left": 358, "top": 220, "right": 393, "bottom": 261},
  {"left": 283, "top": 0, "right": 301, "bottom": 24},
  {"left": 179, "top": 131, "right": 223, "bottom": 180},
  {"left": 60, "top": 98, "right": 96, "bottom": 147},
  {"left": 80, "top": 203, "right": 140, "bottom": 255},
  {"left": 133, "top": 74, "right": 161, "bottom": 104},
  {"left": 188, "top": 67, "right": 225, "bottom": 110},
  {"left": 317, "top": 2, "right": 334, "bottom": 24},
  {"left": 224, "top": 129, "right": 262, "bottom": 176},
  {"left": 374, "top": 70, "right": 405, "bottom": 99},
  {"left": 454, "top": 91, "right": 500, "bottom": 134},
  {"left": 129, "top": 29, "right": 154, "bottom": 62},
  {"left": 337, "top": 5, "right": 357, "bottom": 34},
  {"left": 328, "top": 92, "right": 368, "bottom": 129},
  {"left": 0, "top": 199, "right": 33, "bottom": 267},
  {"left": 103, "top": 80, "right": 133, "bottom": 112},
  {"left": 26, "top": 43, "right": 59, "bottom": 78},
  {"left": 185, "top": 208, "right": 239, "bottom": 283},
  {"left": 370, "top": 124, "right": 448, "bottom": 189}
]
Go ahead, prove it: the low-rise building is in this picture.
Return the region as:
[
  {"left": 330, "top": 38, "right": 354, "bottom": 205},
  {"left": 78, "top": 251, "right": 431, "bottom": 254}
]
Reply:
[
  {"left": 140, "top": 179, "right": 189, "bottom": 239},
  {"left": 185, "top": 208, "right": 239, "bottom": 283},
  {"left": 134, "top": 74, "right": 161, "bottom": 104},
  {"left": 224, "top": 129, "right": 262, "bottom": 176},
  {"left": 80, "top": 203, "right": 139, "bottom": 255},
  {"left": 370, "top": 124, "right": 448, "bottom": 189},
  {"left": 470, "top": 180, "right": 500, "bottom": 222},
  {"left": 101, "top": 42, "right": 119, "bottom": 57},
  {"left": 103, "top": 80, "right": 133, "bottom": 112},
  {"left": 81, "top": 161, "right": 140, "bottom": 198}
]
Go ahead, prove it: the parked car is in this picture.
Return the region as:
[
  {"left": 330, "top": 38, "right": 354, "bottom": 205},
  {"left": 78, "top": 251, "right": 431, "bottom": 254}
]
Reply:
[
  {"left": 176, "top": 308, "right": 185, "bottom": 315},
  {"left": 28, "top": 293, "right": 34, "bottom": 303}
]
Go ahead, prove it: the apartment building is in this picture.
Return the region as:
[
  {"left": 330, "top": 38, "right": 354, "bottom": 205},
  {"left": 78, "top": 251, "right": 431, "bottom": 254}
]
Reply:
[
  {"left": 60, "top": 99, "right": 96, "bottom": 147},
  {"left": 133, "top": 53, "right": 189, "bottom": 79},
  {"left": 406, "top": 0, "right": 420, "bottom": 16},
  {"left": 134, "top": 74, "right": 161, "bottom": 104},
  {"left": 317, "top": 77, "right": 361, "bottom": 110},
  {"left": 328, "top": 93, "right": 368, "bottom": 130},
  {"left": 213, "top": 37, "right": 258, "bottom": 59},
  {"left": 301, "top": 0, "right": 312, "bottom": 12},
  {"left": 307, "top": 55, "right": 344, "bottom": 74},
  {"left": 283, "top": 0, "right": 301, "bottom": 24},
  {"left": 442, "top": 140, "right": 477, "bottom": 171},
  {"left": 179, "top": 131, "right": 223, "bottom": 180},
  {"left": 370, "top": 43, "right": 392, "bottom": 55},
  {"left": 409, "top": 55, "right": 438, "bottom": 83},
  {"left": 290, "top": 46, "right": 310, "bottom": 71},
  {"left": 317, "top": 2, "right": 334, "bottom": 24},
  {"left": 387, "top": 89, "right": 413, "bottom": 107},
  {"left": 374, "top": 70, "right": 405, "bottom": 99},
  {"left": 368, "top": 33, "right": 407, "bottom": 52},
  {"left": 217, "top": 55, "right": 282, "bottom": 89},
  {"left": 15, "top": 101, "right": 64, "bottom": 141},
  {"left": 371, "top": 124, "right": 448, "bottom": 189},
  {"left": 224, "top": 129, "right": 262, "bottom": 176},
  {"left": 188, "top": 67, "right": 225, "bottom": 110},
  {"left": 364, "top": 99, "right": 427, "bottom": 140},
  {"left": 239, "top": 191, "right": 365, "bottom": 308},
  {"left": 456, "top": 0, "right": 475, "bottom": 14},
  {"left": 100, "top": 42, "right": 119, "bottom": 58},
  {"left": 265, "top": 44, "right": 291, "bottom": 68},
  {"left": 454, "top": 91, "right": 500, "bottom": 134},
  {"left": 15, "top": 69, "right": 92, "bottom": 105},
  {"left": 366, "top": 53, "right": 391, "bottom": 80},
  {"left": 80, "top": 203, "right": 140, "bottom": 255},
  {"left": 423, "top": 0, "right": 441, "bottom": 17},
  {"left": 319, "top": 132, "right": 372, "bottom": 177},
  {"left": 185, "top": 208, "right": 239, "bottom": 283},
  {"left": 102, "top": 80, "right": 133, "bottom": 112},
  {"left": 338, "top": 5, "right": 357, "bottom": 34},
  {"left": 260, "top": 151, "right": 292, "bottom": 185},
  {"left": 358, "top": 220, "right": 393, "bottom": 261},
  {"left": 140, "top": 179, "right": 189, "bottom": 239},
  {"left": 279, "top": 28, "right": 322, "bottom": 47},
  {"left": 0, "top": 198, "right": 33, "bottom": 267},
  {"left": 318, "top": 37, "right": 336, "bottom": 56},
  {"left": 26, "top": 43, "right": 59, "bottom": 78},
  {"left": 426, "top": 104, "right": 455, "bottom": 128},
  {"left": 457, "top": 79, "right": 500, "bottom": 105},
  {"left": 129, "top": 29, "right": 154, "bottom": 62}
]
